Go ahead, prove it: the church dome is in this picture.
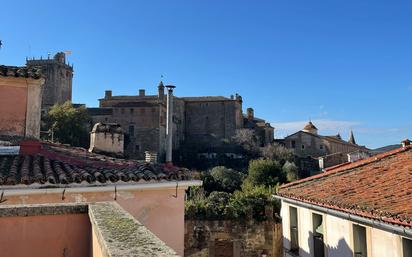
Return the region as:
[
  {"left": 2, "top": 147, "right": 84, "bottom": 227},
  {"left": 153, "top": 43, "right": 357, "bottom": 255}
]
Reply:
[{"left": 302, "top": 121, "right": 318, "bottom": 134}]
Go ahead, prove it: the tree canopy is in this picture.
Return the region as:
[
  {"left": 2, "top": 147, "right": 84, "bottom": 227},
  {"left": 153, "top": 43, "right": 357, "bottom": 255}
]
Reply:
[{"left": 43, "top": 101, "right": 91, "bottom": 147}]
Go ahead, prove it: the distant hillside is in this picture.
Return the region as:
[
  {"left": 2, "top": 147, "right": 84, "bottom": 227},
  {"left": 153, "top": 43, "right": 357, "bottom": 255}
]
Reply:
[{"left": 371, "top": 144, "right": 401, "bottom": 154}]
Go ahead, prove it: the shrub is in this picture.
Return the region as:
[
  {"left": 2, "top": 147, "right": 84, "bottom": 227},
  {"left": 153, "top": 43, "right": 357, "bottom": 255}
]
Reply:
[{"left": 244, "top": 158, "right": 286, "bottom": 187}]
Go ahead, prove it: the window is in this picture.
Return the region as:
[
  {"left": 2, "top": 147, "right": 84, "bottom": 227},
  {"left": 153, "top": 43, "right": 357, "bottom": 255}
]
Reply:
[
  {"left": 320, "top": 144, "right": 324, "bottom": 150},
  {"left": 312, "top": 213, "right": 325, "bottom": 257},
  {"left": 151, "top": 108, "right": 156, "bottom": 113},
  {"left": 121, "top": 108, "right": 125, "bottom": 114},
  {"left": 301, "top": 144, "right": 305, "bottom": 150},
  {"left": 130, "top": 108, "right": 134, "bottom": 114},
  {"left": 135, "top": 145, "right": 140, "bottom": 151},
  {"left": 104, "top": 117, "right": 108, "bottom": 122},
  {"left": 290, "top": 207, "right": 299, "bottom": 253},
  {"left": 291, "top": 140, "right": 296, "bottom": 148},
  {"left": 403, "top": 238, "right": 412, "bottom": 257},
  {"left": 353, "top": 224, "right": 367, "bottom": 257},
  {"left": 140, "top": 108, "right": 145, "bottom": 114},
  {"left": 128, "top": 125, "right": 134, "bottom": 137}
]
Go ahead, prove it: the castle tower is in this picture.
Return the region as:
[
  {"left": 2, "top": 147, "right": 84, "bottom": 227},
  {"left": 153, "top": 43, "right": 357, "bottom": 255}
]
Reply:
[{"left": 26, "top": 52, "right": 73, "bottom": 112}]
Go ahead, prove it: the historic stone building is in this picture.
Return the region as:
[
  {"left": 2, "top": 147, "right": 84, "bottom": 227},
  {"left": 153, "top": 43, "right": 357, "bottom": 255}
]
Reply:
[
  {"left": 26, "top": 52, "right": 73, "bottom": 112},
  {"left": 281, "top": 121, "right": 370, "bottom": 172},
  {"left": 88, "top": 82, "right": 274, "bottom": 160}
]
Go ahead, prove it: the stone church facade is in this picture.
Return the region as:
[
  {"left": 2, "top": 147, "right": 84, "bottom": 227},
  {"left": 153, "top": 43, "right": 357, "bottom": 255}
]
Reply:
[
  {"left": 281, "top": 121, "right": 370, "bottom": 172},
  {"left": 88, "top": 82, "right": 274, "bottom": 160}
]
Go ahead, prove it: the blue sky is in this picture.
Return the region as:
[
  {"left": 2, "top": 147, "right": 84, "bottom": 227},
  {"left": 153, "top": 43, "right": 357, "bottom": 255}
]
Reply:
[{"left": 1, "top": 0, "right": 411, "bottom": 148}]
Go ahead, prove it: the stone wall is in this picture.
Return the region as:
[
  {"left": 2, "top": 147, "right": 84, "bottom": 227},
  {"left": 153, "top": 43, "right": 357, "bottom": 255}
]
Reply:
[
  {"left": 185, "top": 220, "right": 282, "bottom": 257},
  {"left": 26, "top": 52, "right": 73, "bottom": 111}
]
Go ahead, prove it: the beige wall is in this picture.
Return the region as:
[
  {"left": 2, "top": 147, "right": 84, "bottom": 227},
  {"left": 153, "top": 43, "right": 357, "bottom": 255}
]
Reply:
[
  {"left": 0, "top": 77, "right": 44, "bottom": 138},
  {"left": 281, "top": 200, "right": 408, "bottom": 257},
  {"left": 0, "top": 213, "right": 90, "bottom": 257},
  {"left": 3, "top": 187, "right": 186, "bottom": 256},
  {"left": 89, "top": 131, "right": 124, "bottom": 155}
]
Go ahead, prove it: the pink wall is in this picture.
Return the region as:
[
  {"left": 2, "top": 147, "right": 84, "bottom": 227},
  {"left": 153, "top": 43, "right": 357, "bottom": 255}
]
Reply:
[
  {"left": 0, "top": 84, "right": 27, "bottom": 136},
  {"left": 0, "top": 213, "right": 91, "bottom": 257},
  {"left": 3, "top": 187, "right": 186, "bottom": 256}
]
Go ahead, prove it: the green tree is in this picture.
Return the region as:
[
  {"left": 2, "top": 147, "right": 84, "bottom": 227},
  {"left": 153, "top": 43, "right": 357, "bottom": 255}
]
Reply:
[
  {"left": 244, "top": 158, "right": 286, "bottom": 187},
  {"left": 229, "top": 185, "right": 279, "bottom": 221},
  {"left": 209, "top": 166, "right": 244, "bottom": 193},
  {"left": 44, "top": 101, "right": 91, "bottom": 147}
]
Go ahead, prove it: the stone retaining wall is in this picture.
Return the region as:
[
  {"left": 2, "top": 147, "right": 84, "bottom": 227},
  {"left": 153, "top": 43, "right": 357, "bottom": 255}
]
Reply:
[{"left": 185, "top": 220, "right": 282, "bottom": 257}]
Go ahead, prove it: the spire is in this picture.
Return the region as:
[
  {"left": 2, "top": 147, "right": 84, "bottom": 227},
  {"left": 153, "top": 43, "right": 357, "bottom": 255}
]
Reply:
[
  {"left": 158, "top": 80, "right": 164, "bottom": 88},
  {"left": 348, "top": 130, "right": 356, "bottom": 144}
]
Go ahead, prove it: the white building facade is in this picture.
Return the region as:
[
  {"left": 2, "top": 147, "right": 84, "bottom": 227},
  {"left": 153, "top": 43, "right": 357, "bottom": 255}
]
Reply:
[
  {"left": 278, "top": 198, "right": 412, "bottom": 257},
  {"left": 276, "top": 143, "right": 412, "bottom": 257}
]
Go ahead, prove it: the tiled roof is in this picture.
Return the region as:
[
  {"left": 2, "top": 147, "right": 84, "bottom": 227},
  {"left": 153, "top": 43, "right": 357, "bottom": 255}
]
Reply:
[
  {"left": 0, "top": 65, "right": 43, "bottom": 79},
  {"left": 0, "top": 142, "right": 191, "bottom": 187},
  {"left": 303, "top": 121, "right": 317, "bottom": 131},
  {"left": 278, "top": 146, "right": 412, "bottom": 228}
]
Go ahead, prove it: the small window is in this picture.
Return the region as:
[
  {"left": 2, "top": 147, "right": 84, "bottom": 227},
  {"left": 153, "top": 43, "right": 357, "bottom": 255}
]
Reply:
[
  {"left": 353, "top": 224, "right": 367, "bottom": 257},
  {"left": 291, "top": 140, "right": 296, "bottom": 148},
  {"left": 129, "top": 125, "right": 135, "bottom": 136},
  {"left": 290, "top": 207, "right": 299, "bottom": 253},
  {"left": 130, "top": 108, "right": 134, "bottom": 114},
  {"left": 313, "top": 213, "right": 325, "bottom": 257},
  {"left": 403, "top": 238, "right": 412, "bottom": 257},
  {"left": 320, "top": 144, "right": 323, "bottom": 150},
  {"left": 135, "top": 145, "right": 140, "bottom": 151},
  {"left": 151, "top": 108, "right": 156, "bottom": 113},
  {"left": 104, "top": 117, "right": 108, "bottom": 122},
  {"left": 301, "top": 144, "right": 305, "bottom": 150},
  {"left": 140, "top": 108, "right": 145, "bottom": 114},
  {"left": 121, "top": 108, "right": 125, "bottom": 114}
]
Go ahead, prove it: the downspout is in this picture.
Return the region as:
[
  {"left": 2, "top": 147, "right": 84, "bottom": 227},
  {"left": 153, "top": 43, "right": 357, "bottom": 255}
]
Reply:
[{"left": 274, "top": 195, "right": 412, "bottom": 238}]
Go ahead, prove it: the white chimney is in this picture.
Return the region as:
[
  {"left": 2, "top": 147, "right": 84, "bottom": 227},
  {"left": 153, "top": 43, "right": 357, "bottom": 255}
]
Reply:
[{"left": 165, "top": 85, "right": 176, "bottom": 163}]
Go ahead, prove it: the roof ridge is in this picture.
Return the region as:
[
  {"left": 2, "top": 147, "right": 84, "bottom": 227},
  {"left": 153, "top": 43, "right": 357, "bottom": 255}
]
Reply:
[{"left": 279, "top": 145, "right": 412, "bottom": 189}]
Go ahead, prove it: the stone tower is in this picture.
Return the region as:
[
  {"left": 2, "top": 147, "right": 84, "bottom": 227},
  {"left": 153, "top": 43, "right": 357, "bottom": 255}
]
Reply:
[{"left": 26, "top": 52, "right": 73, "bottom": 112}]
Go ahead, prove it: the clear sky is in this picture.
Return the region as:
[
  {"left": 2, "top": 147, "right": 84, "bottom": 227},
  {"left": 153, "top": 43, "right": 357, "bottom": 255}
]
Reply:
[{"left": 1, "top": 0, "right": 411, "bottom": 148}]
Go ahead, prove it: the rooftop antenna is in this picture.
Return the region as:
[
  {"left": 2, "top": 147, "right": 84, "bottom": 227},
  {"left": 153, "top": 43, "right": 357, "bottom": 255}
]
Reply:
[{"left": 0, "top": 40, "right": 2, "bottom": 50}]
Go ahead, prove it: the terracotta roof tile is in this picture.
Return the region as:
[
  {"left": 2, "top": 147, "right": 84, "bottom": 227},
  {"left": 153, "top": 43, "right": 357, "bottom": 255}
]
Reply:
[
  {"left": 0, "top": 142, "right": 191, "bottom": 187},
  {"left": 278, "top": 146, "right": 412, "bottom": 228},
  {"left": 0, "top": 65, "right": 43, "bottom": 79}
]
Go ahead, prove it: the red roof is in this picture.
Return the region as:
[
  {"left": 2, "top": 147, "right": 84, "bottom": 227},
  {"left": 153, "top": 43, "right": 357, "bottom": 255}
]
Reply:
[
  {"left": 278, "top": 145, "right": 412, "bottom": 228},
  {"left": 0, "top": 141, "right": 191, "bottom": 187}
]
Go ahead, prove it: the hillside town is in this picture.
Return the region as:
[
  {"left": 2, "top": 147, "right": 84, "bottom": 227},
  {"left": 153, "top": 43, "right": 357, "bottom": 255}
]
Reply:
[{"left": 0, "top": 2, "right": 412, "bottom": 257}]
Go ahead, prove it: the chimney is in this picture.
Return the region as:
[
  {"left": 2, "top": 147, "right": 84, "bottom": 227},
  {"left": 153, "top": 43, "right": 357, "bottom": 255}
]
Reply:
[
  {"left": 139, "top": 89, "right": 145, "bottom": 96},
  {"left": 402, "top": 139, "right": 411, "bottom": 148},
  {"left": 165, "top": 85, "right": 176, "bottom": 164},
  {"left": 105, "top": 90, "right": 112, "bottom": 99},
  {"left": 145, "top": 151, "right": 158, "bottom": 164},
  {"left": 89, "top": 123, "right": 124, "bottom": 157},
  {"left": 247, "top": 108, "right": 254, "bottom": 121}
]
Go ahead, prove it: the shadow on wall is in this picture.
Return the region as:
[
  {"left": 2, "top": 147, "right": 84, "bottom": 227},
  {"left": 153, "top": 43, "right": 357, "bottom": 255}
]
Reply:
[{"left": 284, "top": 232, "right": 354, "bottom": 257}]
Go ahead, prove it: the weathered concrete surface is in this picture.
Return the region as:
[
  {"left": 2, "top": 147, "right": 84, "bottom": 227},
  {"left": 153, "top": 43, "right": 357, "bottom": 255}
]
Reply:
[
  {"left": 185, "top": 219, "right": 282, "bottom": 257},
  {"left": 89, "top": 202, "right": 179, "bottom": 257}
]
